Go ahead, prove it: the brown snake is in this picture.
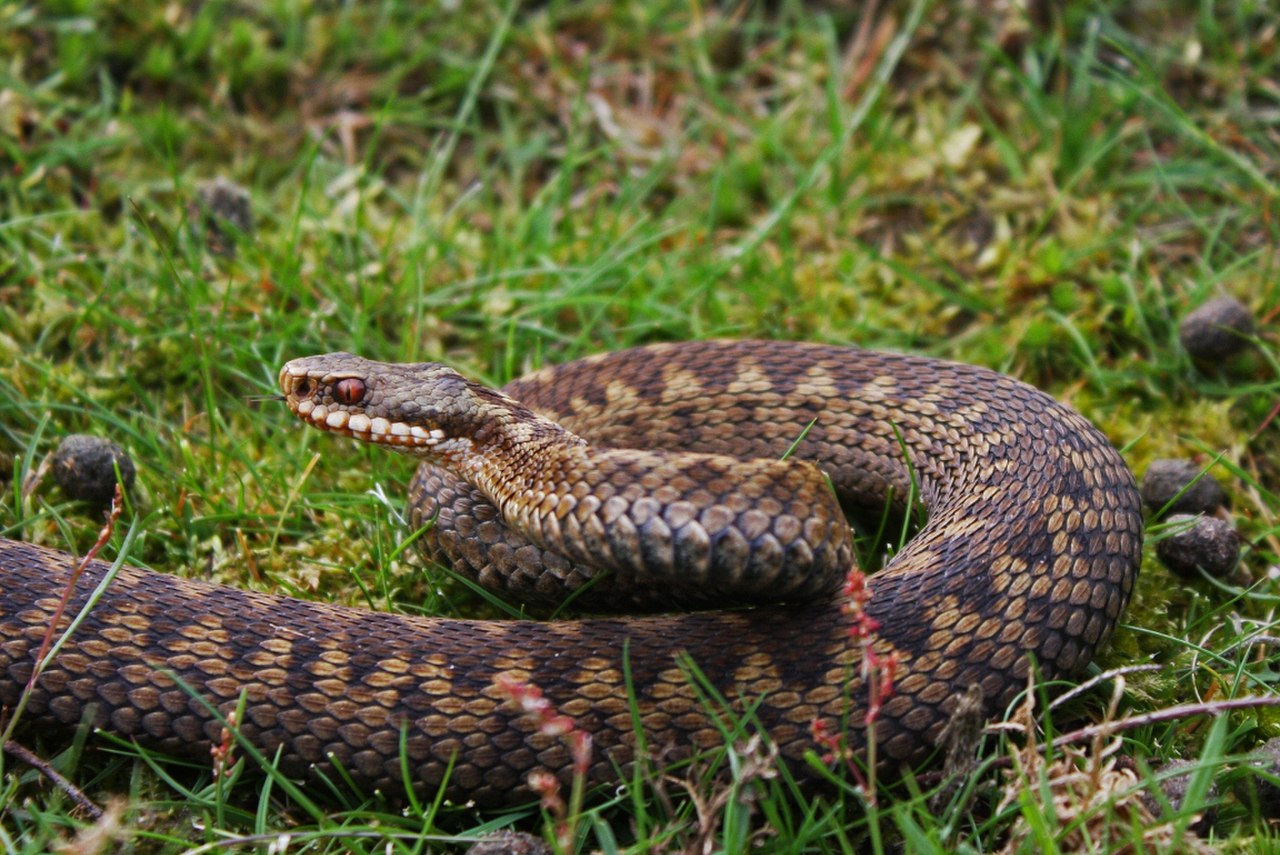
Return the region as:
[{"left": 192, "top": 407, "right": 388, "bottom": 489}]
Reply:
[{"left": 0, "top": 340, "right": 1143, "bottom": 806}]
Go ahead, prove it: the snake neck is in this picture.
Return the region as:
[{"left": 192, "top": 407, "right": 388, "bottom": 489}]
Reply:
[{"left": 443, "top": 410, "right": 593, "bottom": 534}]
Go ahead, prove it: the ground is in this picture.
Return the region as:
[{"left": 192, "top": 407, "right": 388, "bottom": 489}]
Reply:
[{"left": 1, "top": 1, "right": 1279, "bottom": 852}]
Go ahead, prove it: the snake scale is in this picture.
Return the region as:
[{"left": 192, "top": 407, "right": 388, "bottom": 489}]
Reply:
[{"left": 0, "top": 340, "right": 1143, "bottom": 806}]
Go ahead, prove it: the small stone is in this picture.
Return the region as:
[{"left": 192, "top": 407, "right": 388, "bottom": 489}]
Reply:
[
  {"left": 1179, "top": 297, "right": 1255, "bottom": 361},
  {"left": 465, "top": 831, "right": 552, "bottom": 855},
  {"left": 1140, "top": 759, "right": 1218, "bottom": 835},
  {"left": 191, "top": 177, "right": 253, "bottom": 258},
  {"left": 1141, "top": 459, "right": 1226, "bottom": 517},
  {"left": 52, "top": 435, "right": 135, "bottom": 507},
  {"left": 706, "top": 25, "right": 745, "bottom": 70},
  {"left": 1156, "top": 514, "right": 1240, "bottom": 579},
  {"left": 1250, "top": 737, "right": 1280, "bottom": 819}
]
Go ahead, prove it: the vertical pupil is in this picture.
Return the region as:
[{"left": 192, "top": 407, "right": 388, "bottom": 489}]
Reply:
[{"left": 335, "top": 378, "right": 365, "bottom": 405}]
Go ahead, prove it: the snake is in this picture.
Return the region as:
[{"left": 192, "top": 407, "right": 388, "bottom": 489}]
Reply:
[{"left": 0, "top": 340, "right": 1143, "bottom": 806}]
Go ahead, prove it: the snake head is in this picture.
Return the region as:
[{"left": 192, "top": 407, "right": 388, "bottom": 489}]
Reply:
[{"left": 279, "top": 352, "right": 487, "bottom": 456}]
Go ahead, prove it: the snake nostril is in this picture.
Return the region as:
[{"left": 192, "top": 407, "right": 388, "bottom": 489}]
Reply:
[
  {"left": 294, "top": 378, "right": 314, "bottom": 398},
  {"left": 334, "top": 378, "right": 366, "bottom": 405}
]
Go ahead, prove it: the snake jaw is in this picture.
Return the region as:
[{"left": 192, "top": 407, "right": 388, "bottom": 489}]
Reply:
[{"left": 287, "top": 394, "right": 452, "bottom": 449}]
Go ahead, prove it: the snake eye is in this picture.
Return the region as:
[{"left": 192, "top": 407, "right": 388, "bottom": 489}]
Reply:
[{"left": 334, "top": 378, "right": 366, "bottom": 405}]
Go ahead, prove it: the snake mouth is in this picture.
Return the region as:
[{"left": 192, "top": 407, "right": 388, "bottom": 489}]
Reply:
[{"left": 289, "top": 398, "right": 445, "bottom": 449}]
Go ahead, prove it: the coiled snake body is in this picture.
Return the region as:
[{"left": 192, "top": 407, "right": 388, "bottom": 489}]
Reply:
[{"left": 0, "top": 341, "right": 1142, "bottom": 805}]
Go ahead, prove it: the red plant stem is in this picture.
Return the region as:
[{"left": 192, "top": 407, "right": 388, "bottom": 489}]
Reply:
[{"left": 22, "top": 485, "right": 122, "bottom": 698}]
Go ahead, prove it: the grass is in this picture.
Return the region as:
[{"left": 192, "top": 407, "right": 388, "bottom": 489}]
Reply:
[{"left": 1, "top": 0, "right": 1279, "bottom": 850}]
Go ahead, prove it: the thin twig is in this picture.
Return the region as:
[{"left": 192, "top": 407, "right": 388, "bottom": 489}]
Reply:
[
  {"left": 1048, "top": 696, "right": 1280, "bottom": 750},
  {"left": 1, "top": 739, "right": 102, "bottom": 819},
  {"left": 1049, "top": 664, "right": 1162, "bottom": 711},
  {"left": 919, "top": 694, "right": 1280, "bottom": 787}
]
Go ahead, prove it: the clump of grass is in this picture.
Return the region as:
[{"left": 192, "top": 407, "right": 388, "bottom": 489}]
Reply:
[{"left": 995, "top": 673, "right": 1220, "bottom": 854}]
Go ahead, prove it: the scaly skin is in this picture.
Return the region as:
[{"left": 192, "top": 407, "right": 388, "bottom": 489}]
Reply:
[{"left": 0, "top": 340, "right": 1142, "bottom": 805}]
